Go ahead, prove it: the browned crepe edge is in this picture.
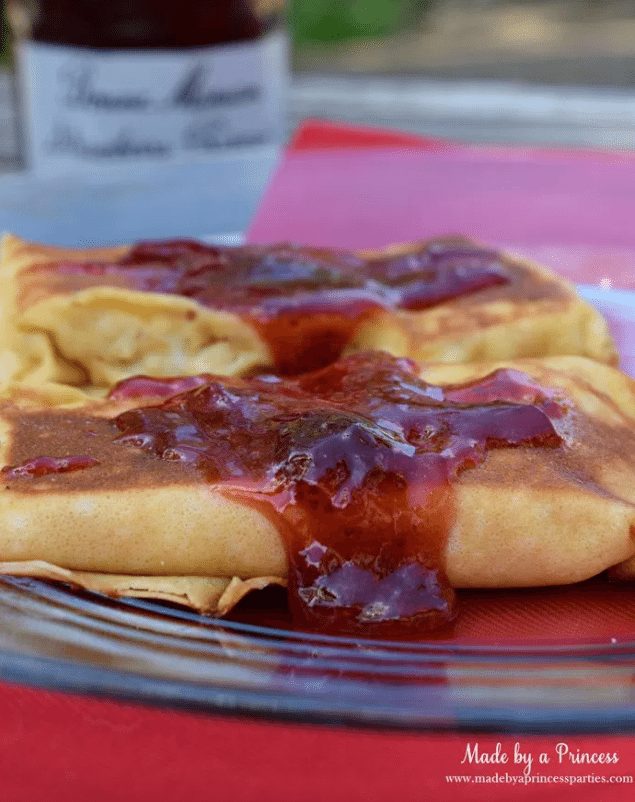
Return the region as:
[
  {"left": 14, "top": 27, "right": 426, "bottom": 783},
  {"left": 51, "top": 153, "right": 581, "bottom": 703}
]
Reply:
[{"left": 0, "top": 560, "right": 286, "bottom": 615}]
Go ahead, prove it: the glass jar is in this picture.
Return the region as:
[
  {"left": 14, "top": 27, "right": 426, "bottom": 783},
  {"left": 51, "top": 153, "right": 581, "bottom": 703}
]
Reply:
[{"left": 8, "top": 1, "right": 288, "bottom": 173}]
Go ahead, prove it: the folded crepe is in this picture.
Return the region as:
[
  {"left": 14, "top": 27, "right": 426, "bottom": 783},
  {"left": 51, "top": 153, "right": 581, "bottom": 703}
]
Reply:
[
  {"left": 0, "top": 351, "right": 633, "bottom": 633},
  {"left": 0, "top": 234, "right": 616, "bottom": 390}
]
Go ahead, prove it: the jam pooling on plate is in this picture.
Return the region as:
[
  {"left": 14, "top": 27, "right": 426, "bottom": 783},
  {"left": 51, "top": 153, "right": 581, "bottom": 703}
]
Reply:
[
  {"left": 29, "top": 238, "right": 510, "bottom": 374},
  {"left": 113, "top": 352, "right": 564, "bottom": 637}
]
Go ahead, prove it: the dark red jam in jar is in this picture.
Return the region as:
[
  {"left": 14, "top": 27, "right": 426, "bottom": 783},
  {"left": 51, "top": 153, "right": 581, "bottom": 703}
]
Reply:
[
  {"left": 40, "top": 238, "right": 510, "bottom": 375},
  {"left": 113, "top": 352, "right": 565, "bottom": 638},
  {"left": 8, "top": 1, "right": 288, "bottom": 171}
]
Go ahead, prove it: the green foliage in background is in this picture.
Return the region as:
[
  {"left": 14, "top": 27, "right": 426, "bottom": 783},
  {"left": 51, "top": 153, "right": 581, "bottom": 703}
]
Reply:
[
  {"left": 1, "top": 2, "right": 8, "bottom": 65},
  {"left": 291, "top": 0, "right": 429, "bottom": 44}
]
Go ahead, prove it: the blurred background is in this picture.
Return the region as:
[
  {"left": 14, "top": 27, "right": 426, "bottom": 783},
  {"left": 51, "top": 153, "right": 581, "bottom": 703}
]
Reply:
[
  {"left": 1, "top": 0, "right": 634, "bottom": 174},
  {"left": 291, "top": 0, "right": 635, "bottom": 85}
]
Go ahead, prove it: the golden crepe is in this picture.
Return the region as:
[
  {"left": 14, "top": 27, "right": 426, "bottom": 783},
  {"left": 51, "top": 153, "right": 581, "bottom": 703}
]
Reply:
[
  {"left": 0, "top": 351, "right": 633, "bottom": 635},
  {"left": 0, "top": 234, "right": 616, "bottom": 391}
]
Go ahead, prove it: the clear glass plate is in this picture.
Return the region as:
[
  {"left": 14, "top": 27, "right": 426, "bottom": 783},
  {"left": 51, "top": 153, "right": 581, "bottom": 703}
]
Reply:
[
  {"left": 0, "top": 287, "right": 633, "bottom": 734},
  {"left": 1, "top": 575, "right": 635, "bottom": 733}
]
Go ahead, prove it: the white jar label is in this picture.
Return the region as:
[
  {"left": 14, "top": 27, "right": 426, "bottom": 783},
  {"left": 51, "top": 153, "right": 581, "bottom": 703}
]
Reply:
[{"left": 18, "top": 31, "right": 288, "bottom": 173}]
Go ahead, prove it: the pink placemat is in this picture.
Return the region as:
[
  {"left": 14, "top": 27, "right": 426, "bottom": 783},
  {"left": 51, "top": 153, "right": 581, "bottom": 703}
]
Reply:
[{"left": 249, "top": 120, "right": 635, "bottom": 290}]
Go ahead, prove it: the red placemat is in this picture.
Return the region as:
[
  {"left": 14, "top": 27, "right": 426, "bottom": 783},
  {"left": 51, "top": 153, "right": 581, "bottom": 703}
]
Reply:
[{"left": 2, "top": 680, "right": 634, "bottom": 802}]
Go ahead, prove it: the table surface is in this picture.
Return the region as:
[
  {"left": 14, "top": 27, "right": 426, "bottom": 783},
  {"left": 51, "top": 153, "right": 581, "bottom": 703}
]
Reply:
[{"left": 291, "top": 74, "right": 635, "bottom": 149}]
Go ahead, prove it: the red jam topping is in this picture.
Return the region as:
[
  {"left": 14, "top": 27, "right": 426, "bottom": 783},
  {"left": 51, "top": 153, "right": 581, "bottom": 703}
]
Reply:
[
  {"left": 2, "top": 455, "right": 100, "bottom": 479},
  {"left": 113, "top": 352, "right": 563, "bottom": 637},
  {"left": 43, "top": 238, "right": 510, "bottom": 374},
  {"left": 108, "top": 374, "right": 214, "bottom": 401}
]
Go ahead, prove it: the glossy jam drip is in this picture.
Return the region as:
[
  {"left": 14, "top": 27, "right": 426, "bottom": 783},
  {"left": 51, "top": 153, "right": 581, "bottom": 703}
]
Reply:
[
  {"left": 113, "top": 352, "right": 563, "bottom": 637},
  {"left": 35, "top": 238, "right": 510, "bottom": 374},
  {"left": 2, "top": 455, "right": 100, "bottom": 479},
  {"left": 109, "top": 374, "right": 214, "bottom": 401}
]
